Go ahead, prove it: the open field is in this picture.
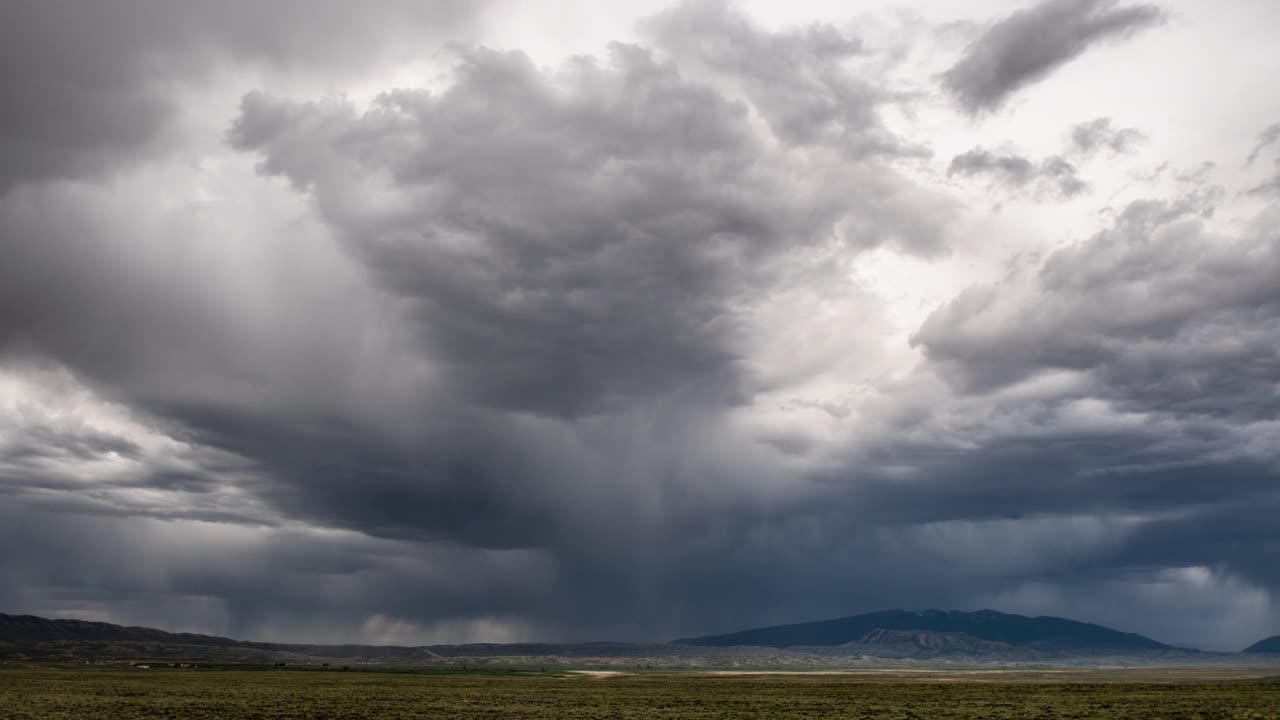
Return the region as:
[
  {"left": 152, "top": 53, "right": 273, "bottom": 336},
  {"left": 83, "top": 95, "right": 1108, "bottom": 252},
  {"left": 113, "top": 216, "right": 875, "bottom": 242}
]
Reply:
[{"left": 1, "top": 665, "right": 1279, "bottom": 719}]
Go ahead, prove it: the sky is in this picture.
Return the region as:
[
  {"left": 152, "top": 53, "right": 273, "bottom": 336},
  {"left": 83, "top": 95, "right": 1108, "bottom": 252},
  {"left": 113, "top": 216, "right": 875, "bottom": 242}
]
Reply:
[{"left": 1, "top": 0, "right": 1278, "bottom": 652}]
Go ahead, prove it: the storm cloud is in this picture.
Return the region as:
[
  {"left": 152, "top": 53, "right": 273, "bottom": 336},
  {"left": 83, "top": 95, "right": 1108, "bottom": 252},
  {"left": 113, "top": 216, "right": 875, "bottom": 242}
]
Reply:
[
  {"left": 0, "top": 0, "right": 487, "bottom": 189},
  {"left": 2, "top": 0, "right": 1278, "bottom": 650}
]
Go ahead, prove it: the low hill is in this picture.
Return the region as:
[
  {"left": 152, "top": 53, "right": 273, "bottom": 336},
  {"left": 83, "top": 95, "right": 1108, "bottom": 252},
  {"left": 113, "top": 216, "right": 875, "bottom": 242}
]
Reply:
[
  {"left": 0, "top": 613, "right": 752, "bottom": 667},
  {"left": 1243, "top": 636, "right": 1280, "bottom": 653},
  {"left": 0, "top": 613, "right": 442, "bottom": 663},
  {"left": 0, "top": 613, "right": 253, "bottom": 649},
  {"left": 674, "top": 609, "right": 1172, "bottom": 652}
]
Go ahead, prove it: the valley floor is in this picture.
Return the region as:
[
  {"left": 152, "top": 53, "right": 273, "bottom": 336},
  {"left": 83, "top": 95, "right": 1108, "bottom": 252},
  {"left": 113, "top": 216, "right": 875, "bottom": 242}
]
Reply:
[{"left": 2, "top": 664, "right": 1279, "bottom": 719}]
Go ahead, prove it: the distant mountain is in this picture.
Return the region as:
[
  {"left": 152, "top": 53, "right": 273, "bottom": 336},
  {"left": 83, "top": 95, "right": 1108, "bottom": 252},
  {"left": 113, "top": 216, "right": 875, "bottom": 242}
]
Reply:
[
  {"left": 1243, "top": 636, "right": 1280, "bottom": 653},
  {"left": 2, "top": 610, "right": 1204, "bottom": 667},
  {"left": 674, "top": 609, "right": 1173, "bottom": 652}
]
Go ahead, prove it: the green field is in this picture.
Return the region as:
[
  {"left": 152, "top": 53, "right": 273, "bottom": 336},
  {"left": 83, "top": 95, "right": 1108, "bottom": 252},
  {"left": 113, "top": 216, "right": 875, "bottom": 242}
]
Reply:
[{"left": 2, "top": 665, "right": 1279, "bottom": 719}]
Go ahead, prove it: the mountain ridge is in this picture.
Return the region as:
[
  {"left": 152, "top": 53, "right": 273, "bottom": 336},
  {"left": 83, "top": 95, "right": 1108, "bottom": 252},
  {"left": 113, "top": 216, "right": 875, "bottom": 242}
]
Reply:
[
  {"left": 1244, "top": 635, "right": 1280, "bottom": 654},
  {"left": 0, "top": 609, "right": 1215, "bottom": 666},
  {"left": 674, "top": 609, "right": 1174, "bottom": 652}
]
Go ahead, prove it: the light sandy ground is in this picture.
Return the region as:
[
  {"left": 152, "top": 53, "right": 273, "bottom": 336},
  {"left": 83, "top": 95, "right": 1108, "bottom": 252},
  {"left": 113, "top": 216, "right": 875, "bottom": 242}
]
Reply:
[
  {"left": 703, "top": 669, "right": 1054, "bottom": 675},
  {"left": 703, "top": 670, "right": 1073, "bottom": 675},
  {"left": 711, "top": 666, "right": 880, "bottom": 671},
  {"left": 700, "top": 667, "right": 1280, "bottom": 682},
  {"left": 558, "top": 667, "right": 1280, "bottom": 682}
]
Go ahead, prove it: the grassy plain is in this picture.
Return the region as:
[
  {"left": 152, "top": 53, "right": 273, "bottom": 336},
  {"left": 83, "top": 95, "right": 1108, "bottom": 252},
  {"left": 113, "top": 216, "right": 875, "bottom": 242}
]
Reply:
[{"left": 1, "top": 664, "right": 1278, "bottom": 719}]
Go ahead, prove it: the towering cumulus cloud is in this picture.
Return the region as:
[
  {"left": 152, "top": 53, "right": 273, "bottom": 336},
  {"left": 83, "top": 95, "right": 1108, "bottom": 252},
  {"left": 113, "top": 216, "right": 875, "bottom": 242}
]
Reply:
[{"left": 228, "top": 39, "right": 945, "bottom": 416}]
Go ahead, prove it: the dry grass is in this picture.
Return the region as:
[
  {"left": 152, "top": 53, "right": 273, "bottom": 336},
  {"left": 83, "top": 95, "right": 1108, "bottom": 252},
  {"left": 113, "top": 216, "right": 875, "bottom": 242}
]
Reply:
[{"left": 1, "top": 664, "right": 1278, "bottom": 719}]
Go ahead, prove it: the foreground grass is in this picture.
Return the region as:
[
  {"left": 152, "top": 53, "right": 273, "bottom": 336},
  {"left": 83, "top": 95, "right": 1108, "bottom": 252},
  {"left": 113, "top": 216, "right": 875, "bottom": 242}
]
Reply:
[{"left": 1, "top": 665, "right": 1279, "bottom": 719}]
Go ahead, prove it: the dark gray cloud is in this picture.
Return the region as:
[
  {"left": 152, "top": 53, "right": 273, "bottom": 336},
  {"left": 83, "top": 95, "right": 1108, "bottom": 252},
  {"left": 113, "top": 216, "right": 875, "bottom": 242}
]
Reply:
[
  {"left": 1, "top": 1, "right": 1278, "bottom": 650},
  {"left": 912, "top": 189, "right": 1277, "bottom": 400},
  {"left": 949, "top": 147, "right": 1088, "bottom": 199},
  {"left": 226, "top": 34, "right": 950, "bottom": 417},
  {"left": 0, "top": 2, "right": 963, "bottom": 643},
  {"left": 0, "top": 0, "right": 486, "bottom": 190},
  {"left": 904, "top": 192, "right": 1280, "bottom": 600},
  {"left": 876, "top": 191, "right": 1280, "bottom": 642},
  {"left": 950, "top": 148, "right": 1035, "bottom": 184},
  {"left": 1070, "top": 117, "right": 1147, "bottom": 156},
  {"left": 942, "top": 0, "right": 1166, "bottom": 113}
]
